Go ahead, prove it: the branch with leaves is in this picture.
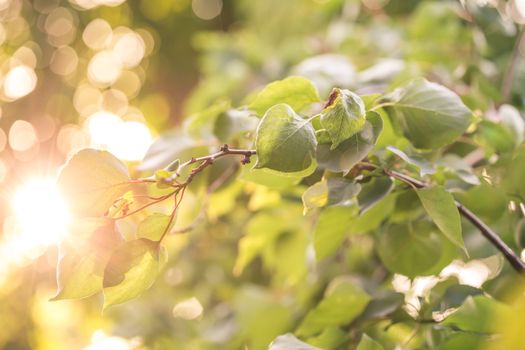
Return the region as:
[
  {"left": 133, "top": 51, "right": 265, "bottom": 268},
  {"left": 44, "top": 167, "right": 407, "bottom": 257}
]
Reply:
[{"left": 53, "top": 75, "right": 525, "bottom": 332}]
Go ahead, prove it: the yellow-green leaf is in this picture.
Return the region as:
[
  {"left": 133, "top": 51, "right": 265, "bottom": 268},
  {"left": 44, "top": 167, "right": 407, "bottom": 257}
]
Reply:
[
  {"left": 103, "top": 239, "right": 164, "bottom": 308},
  {"left": 137, "top": 213, "right": 174, "bottom": 241},
  {"left": 249, "top": 76, "right": 320, "bottom": 116},
  {"left": 57, "top": 149, "right": 130, "bottom": 217}
]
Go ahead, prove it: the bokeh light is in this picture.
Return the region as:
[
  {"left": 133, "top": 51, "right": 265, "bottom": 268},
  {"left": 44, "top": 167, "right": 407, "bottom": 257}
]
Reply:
[
  {"left": 86, "top": 110, "right": 152, "bottom": 161},
  {"left": 3, "top": 65, "right": 37, "bottom": 100},
  {"left": 8, "top": 120, "right": 37, "bottom": 152},
  {"left": 83, "top": 19, "right": 112, "bottom": 50},
  {"left": 88, "top": 50, "right": 122, "bottom": 85},
  {"left": 50, "top": 46, "right": 79, "bottom": 76},
  {"left": 192, "top": 0, "right": 223, "bottom": 20},
  {"left": 112, "top": 30, "right": 145, "bottom": 68}
]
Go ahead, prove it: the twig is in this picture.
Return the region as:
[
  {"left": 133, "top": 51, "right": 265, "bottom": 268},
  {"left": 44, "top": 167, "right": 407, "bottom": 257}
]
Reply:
[
  {"left": 384, "top": 169, "right": 525, "bottom": 274},
  {"left": 501, "top": 26, "right": 525, "bottom": 103},
  {"left": 171, "top": 165, "right": 238, "bottom": 235},
  {"left": 173, "top": 144, "right": 255, "bottom": 184},
  {"left": 112, "top": 189, "right": 179, "bottom": 220},
  {"left": 124, "top": 145, "right": 256, "bottom": 242}
]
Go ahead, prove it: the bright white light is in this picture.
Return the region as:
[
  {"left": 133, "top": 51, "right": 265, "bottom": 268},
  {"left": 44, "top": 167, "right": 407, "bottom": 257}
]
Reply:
[
  {"left": 112, "top": 32, "right": 145, "bottom": 68},
  {"left": 111, "top": 121, "right": 152, "bottom": 161},
  {"left": 3, "top": 65, "right": 37, "bottom": 99},
  {"left": 87, "top": 110, "right": 122, "bottom": 146},
  {"left": 86, "top": 110, "right": 152, "bottom": 161},
  {"left": 12, "top": 178, "right": 72, "bottom": 247},
  {"left": 88, "top": 51, "right": 122, "bottom": 85},
  {"left": 83, "top": 330, "right": 135, "bottom": 350}
]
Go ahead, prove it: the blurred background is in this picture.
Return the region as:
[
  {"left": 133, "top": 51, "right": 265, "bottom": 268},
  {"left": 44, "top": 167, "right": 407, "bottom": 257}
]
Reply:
[{"left": 0, "top": 0, "right": 524, "bottom": 349}]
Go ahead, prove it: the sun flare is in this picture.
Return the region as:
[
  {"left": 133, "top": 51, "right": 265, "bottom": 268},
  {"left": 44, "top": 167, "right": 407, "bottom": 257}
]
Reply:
[{"left": 11, "top": 178, "right": 72, "bottom": 248}]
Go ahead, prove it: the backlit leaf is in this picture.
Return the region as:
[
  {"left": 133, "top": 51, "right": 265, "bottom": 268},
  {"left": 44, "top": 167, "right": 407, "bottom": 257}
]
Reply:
[
  {"left": 57, "top": 149, "right": 130, "bottom": 217},
  {"left": 137, "top": 213, "right": 174, "bottom": 241},
  {"left": 103, "top": 239, "right": 164, "bottom": 308},
  {"left": 52, "top": 218, "right": 122, "bottom": 300}
]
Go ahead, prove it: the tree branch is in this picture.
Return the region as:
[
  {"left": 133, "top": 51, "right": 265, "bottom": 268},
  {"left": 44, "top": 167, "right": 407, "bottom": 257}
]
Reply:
[
  {"left": 384, "top": 169, "right": 525, "bottom": 274},
  {"left": 172, "top": 144, "right": 256, "bottom": 184}
]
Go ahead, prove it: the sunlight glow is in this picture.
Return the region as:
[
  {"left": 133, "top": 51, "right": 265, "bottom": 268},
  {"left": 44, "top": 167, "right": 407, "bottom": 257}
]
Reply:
[
  {"left": 11, "top": 178, "right": 72, "bottom": 248},
  {"left": 83, "top": 330, "right": 139, "bottom": 350},
  {"left": 86, "top": 110, "right": 152, "bottom": 161}
]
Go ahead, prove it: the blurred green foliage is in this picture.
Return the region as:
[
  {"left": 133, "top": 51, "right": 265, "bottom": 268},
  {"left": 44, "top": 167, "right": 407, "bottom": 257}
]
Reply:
[{"left": 2, "top": 0, "right": 525, "bottom": 349}]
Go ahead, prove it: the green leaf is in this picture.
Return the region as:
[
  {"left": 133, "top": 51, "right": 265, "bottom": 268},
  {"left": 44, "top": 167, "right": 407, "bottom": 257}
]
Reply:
[
  {"left": 302, "top": 178, "right": 360, "bottom": 213},
  {"left": 314, "top": 206, "right": 357, "bottom": 261},
  {"left": 268, "top": 334, "right": 321, "bottom": 350},
  {"left": 439, "top": 334, "right": 484, "bottom": 350},
  {"left": 382, "top": 78, "right": 472, "bottom": 149},
  {"left": 52, "top": 218, "right": 122, "bottom": 300},
  {"left": 317, "top": 111, "right": 382, "bottom": 173},
  {"left": 255, "top": 103, "right": 317, "bottom": 173},
  {"left": 386, "top": 146, "right": 435, "bottom": 177},
  {"left": 165, "top": 159, "right": 180, "bottom": 172},
  {"left": 249, "top": 76, "right": 320, "bottom": 116},
  {"left": 377, "top": 222, "right": 447, "bottom": 277},
  {"left": 184, "top": 99, "right": 230, "bottom": 139},
  {"left": 234, "top": 210, "right": 303, "bottom": 276},
  {"left": 306, "top": 327, "right": 348, "bottom": 349},
  {"left": 357, "top": 334, "right": 384, "bottom": 350},
  {"left": 302, "top": 181, "right": 329, "bottom": 211},
  {"left": 357, "top": 176, "right": 394, "bottom": 213},
  {"left": 235, "top": 287, "right": 294, "bottom": 350},
  {"left": 351, "top": 194, "right": 396, "bottom": 234},
  {"left": 296, "top": 277, "right": 370, "bottom": 337},
  {"left": 137, "top": 213, "right": 174, "bottom": 241},
  {"left": 239, "top": 166, "right": 303, "bottom": 190},
  {"left": 57, "top": 149, "right": 130, "bottom": 217},
  {"left": 416, "top": 186, "right": 464, "bottom": 249},
  {"left": 103, "top": 239, "right": 164, "bottom": 308},
  {"left": 442, "top": 295, "right": 508, "bottom": 333},
  {"left": 213, "top": 108, "right": 259, "bottom": 142},
  {"left": 320, "top": 88, "right": 366, "bottom": 149}
]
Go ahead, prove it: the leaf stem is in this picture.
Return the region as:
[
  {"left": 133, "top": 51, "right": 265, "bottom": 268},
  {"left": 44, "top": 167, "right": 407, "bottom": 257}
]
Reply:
[
  {"left": 112, "top": 189, "right": 179, "bottom": 220},
  {"left": 384, "top": 168, "right": 525, "bottom": 274}
]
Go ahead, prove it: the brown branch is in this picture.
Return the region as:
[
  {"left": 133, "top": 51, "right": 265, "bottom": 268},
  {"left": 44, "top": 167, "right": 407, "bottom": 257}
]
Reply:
[
  {"left": 384, "top": 169, "right": 525, "bottom": 274},
  {"left": 173, "top": 144, "right": 255, "bottom": 184}
]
